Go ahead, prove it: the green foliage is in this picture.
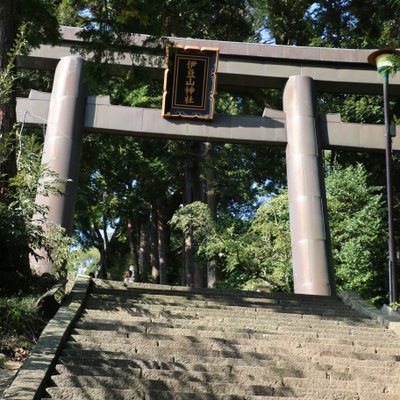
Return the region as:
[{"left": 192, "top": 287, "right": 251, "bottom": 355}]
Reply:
[
  {"left": 0, "top": 296, "right": 44, "bottom": 354},
  {"left": 339, "top": 95, "right": 384, "bottom": 124},
  {"left": 390, "top": 301, "right": 400, "bottom": 310},
  {"left": 384, "top": 54, "right": 400, "bottom": 76},
  {"left": 252, "top": 0, "right": 314, "bottom": 45},
  {"left": 19, "top": 0, "right": 61, "bottom": 49},
  {"left": 171, "top": 164, "right": 387, "bottom": 302},
  {"left": 0, "top": 296, "right": 40, "bottom": 337},
  {"left": 253, "top": 1, "right": 400, "bottom": 50},
  {"left": 66, "top": 246, "right": 100, "bottom": 278},
  {"left": 326, "top": 164, "right": 387, "bottom": 302},
  {"left": 0, "top": 132, "right": 74, "bottom": 280},
  {"left": 170, "top": 199, "right": 291, "bottom": 291},
  {"left": 0, "top": 28, "right": 27, "bottom": 105},
  {"left": 170, "top": 201, "right": 215, "bottom": 248},
  {"left": 71, "top": 0, "right": 252, "bottom": 42}
]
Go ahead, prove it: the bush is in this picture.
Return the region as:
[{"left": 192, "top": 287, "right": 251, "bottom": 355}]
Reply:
[{"left": 0, "top": 296, "right": 44, "bottom": 356}]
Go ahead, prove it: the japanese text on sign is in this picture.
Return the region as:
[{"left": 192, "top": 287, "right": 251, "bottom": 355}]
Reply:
[{"left": 162, "top": 46, "right": 219, "bottom": 120}]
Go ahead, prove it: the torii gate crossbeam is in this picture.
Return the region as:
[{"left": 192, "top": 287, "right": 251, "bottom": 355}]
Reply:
[{"left": 17, "top": 26, "right": 400, "bottom": 95}]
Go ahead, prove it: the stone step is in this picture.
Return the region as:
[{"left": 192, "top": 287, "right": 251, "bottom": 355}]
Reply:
[
  {"left": 86, "top": 292, "right": 356, "bottom": 310},
  {"left": 80, "top": 302, "right": 378, "bottom": 324},
  {"left": 45, "top": 386, "right": 273, "bottom": 400},
  {"left": 55, "top": 363, "right": 300, "bottom": 384},
  {"left": 73, "top": 313, "right": 396, "bottom": 338},
  {"left": 82, "top": 303, "right": 370, "bottom": 322},
  {"left": 63, "top": 338, "right": 399, "bottom": 363},
  {"left": 47, "top": 375, "right": 352, "bottom": 399},
  {"left": 42, "top": 387, "right": 368, "bottom": 400},
  {"left": 60, "top": 346, "right": 400, "bottom": 371},
  {"left": 68, "top": 332, "right": 400, "bottom": 357},
  {"left": 91, "top": 283, "right": 344, "bottom": 305},
  {"left": 85, "top": 299, "right": 351, "bottom": 314},
  {"left": 77, "top": 316, "right": 383, "bottom": 340},
  {"left": 88, "top": 288, "right": 346, "bottom": 313},
  {"left": 58, "top": 355, "right": 400, "bottom": 380},
  {"left": 90, "top": 286, "right": 344, "bottom": 300},
  {"left": 73, "top": 323, "right": 395, "bottom": 349},
  {"left": 50, "top": 372, "right": 400, "bottom": 394},
  {"left": 71, "top": 327, "right": 400, "bottom": 350},
  {"left": 50, "top": 374, "right": 282, "bottom": 395},
  {"left": 85, "top": 301, "right": 366, "bottom": 322},
  {"left": 75, "top": 314, "right": 391, "bottom": 337},
  {"left": 55, "top": 362, "right": 400, "bottom": 385},
  {"left": 44, "top": 384, "right": 399, "bottom": 400},
  {"left": 283, "top": 376, "right": 400, "bottom": 393},
  {"left": 77, "top": 315, "right": 383, "bottom": 338}
]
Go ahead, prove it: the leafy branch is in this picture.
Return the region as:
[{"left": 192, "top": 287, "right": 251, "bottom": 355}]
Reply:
[{"left": 0, "top": 26, "right": 27, "bottom": 105}]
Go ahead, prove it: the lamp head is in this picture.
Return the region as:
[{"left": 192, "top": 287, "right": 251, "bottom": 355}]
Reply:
[{"left": 368, "top": 49, "right": 400, "bottom": 74}]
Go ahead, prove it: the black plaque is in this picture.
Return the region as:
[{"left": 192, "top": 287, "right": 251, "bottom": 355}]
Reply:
[{"left": 162, "top": 46, "right": 219, "bottom": 120}]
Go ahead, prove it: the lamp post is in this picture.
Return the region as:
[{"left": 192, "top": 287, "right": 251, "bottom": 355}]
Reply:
[{"left": 368, "top": 49, "right": 400, "bottom": 303}]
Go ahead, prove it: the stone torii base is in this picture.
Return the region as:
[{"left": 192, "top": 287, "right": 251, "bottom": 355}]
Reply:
[{"left": 20, "top": 56, "right": 398, "bottom": 295}]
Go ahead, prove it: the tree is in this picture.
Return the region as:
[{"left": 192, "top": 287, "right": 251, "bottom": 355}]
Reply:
[
  {"left": 252, "top": 0, "right": 314, "bottom": 45},
  {"left": 326, "top": 164, "right": 387, "bottom": 302},
  {"left": 1, "top": 0, "right": 60, "bottom": 196},
  {"left": 172, "top": 164, "right": 388, "bottom": 303},
  {"left": 0, "top": 0, "right": 62, "bottom": 291},
  {"left": 253, "top": 0, "right": 400, "bottom": 49}
]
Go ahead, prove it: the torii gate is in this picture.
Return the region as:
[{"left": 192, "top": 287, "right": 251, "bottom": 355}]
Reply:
[{"left": 16, "top": 27, "right": 400, "bottom": 296}]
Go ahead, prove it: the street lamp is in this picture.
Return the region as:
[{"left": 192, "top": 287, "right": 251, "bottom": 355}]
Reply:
[{"left": 368, "top": 49, "right": 400, "bottom": 303}]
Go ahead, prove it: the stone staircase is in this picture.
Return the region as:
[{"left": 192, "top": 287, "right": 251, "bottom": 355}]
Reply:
[{"left": 43, "top": 281, "right": 400, "bottom": 399}]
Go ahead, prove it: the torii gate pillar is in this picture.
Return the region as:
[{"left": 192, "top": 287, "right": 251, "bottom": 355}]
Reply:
[
  {"left": 31, "top": 56, "right": 86, "bottom": 275},
  {"left": 284, "top": 76, "right": 335, "bottom": 296}
]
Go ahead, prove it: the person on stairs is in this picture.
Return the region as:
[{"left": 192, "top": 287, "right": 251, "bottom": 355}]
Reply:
[{"left": 123, "top": 270, "right": 133, "bottom": 287}]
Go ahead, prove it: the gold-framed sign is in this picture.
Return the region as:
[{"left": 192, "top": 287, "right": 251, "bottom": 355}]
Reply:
[{"left": 162, "top": 45, "right": 219, "bottom": 120}]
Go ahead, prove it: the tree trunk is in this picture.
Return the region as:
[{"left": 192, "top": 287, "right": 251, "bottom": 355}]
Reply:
[
  {"left": 150, "top": 204, "right": 159, "bottom": 283},
  {"left": 183, "top": 156, "right": 194, "bottom": 286},
  {"left": 192, "top": 142, "right": 206, "bottom": 288},
  {"left": 205, "top": 142, "right": 217, "bottom": 288},
  {"left": 164, "top": 191, "right": 180, "bottom": 283},
  {"left": 95, "top": 227, "right": 108, "bottom": 279},
  {"left": 127, "top": 216, "right": 140, "bottom": 282},
  {"left": 158, "top": 199, "right": 167, "bottom": 284},
  {"left": 182, "top": 141, "right": 208, "bottom": 288},
  {"left": 139, "top": 204, "right": 151, "bottom": 280},
  {"left": 97, "top": 248, "right": 108, "bottom": 279},
  {"left": 181, "top": 235, "right": 186, "bottom": 286},
  {"left": 205, "top": 142, "right": 217, "bottom": 219},
  {"left": 191, "top": 141, "right": 203, "bottom": 202}
]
